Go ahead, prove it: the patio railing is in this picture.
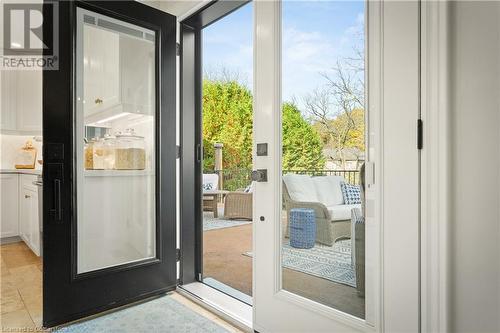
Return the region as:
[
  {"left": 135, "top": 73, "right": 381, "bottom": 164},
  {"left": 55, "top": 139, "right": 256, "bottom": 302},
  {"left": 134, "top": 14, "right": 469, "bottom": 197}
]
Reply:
[
  {"left": 212, "top": 168, "right": 360, "bottom": 192},
  {"left": 283, "top": 169, "right": 360, "bottom": 185}
]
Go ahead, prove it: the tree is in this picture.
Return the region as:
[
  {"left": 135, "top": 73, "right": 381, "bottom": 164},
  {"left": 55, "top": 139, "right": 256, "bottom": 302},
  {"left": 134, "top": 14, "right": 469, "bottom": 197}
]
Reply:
[
  {"left": 304, "top": 28, "right": 365, "bottom": 168},
  {"left": 202, "top": 80, "right": 253, "bottom": 172},
  {"left": 282, "top": 102, "right": 325, "bottom": 170},
  {"left": 202, "top": 80, "right": 325, "bottom": 174}
]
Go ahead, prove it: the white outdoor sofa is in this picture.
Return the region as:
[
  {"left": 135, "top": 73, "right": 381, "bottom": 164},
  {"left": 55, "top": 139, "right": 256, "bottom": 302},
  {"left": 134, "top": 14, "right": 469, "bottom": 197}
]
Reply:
[{"left": 283, "top": 173, "right": 361, "bottom": 246}]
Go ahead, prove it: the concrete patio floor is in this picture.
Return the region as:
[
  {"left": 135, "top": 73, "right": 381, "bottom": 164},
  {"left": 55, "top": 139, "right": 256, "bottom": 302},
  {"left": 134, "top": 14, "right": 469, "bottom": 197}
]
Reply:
[{"left": 202, "top": 222, "right": 365, "bottom": 319}]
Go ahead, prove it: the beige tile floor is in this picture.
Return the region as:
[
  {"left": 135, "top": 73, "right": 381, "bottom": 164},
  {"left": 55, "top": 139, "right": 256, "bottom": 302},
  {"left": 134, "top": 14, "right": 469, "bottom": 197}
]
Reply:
[
  {"left": 0, "top": 241, "right": 244, "bottom": 333},
  {"left": 0, "top": 241, "right": 43, "bottom": 332}
]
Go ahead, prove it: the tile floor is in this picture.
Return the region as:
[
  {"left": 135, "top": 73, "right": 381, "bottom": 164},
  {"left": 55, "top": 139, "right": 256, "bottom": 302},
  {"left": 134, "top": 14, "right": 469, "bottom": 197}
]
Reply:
[
  {"left": 0, "top": 241, "right": 244, "bottom": 333},
  {"left": 0, "top": 241, "right": 43, "bottom": 331}
]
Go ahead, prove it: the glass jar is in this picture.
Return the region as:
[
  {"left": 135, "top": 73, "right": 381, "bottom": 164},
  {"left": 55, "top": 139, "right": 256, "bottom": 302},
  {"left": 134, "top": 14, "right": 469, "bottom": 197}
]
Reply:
[
  {"left": 92, "top": 137, "right": 105, "bottom": 170},
  {"left": 102, "top": 134, "right": 117, "bottom": 170},
  {"left": 84, "top": 138, "right": 97, "bottom": 170},
  {"left": 115, "top": 128, "right": 146, "bottom": 170}
]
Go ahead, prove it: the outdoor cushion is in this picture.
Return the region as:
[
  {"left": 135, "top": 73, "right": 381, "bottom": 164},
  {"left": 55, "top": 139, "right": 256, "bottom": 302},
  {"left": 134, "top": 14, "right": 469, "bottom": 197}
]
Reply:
[
  {"left": 202, "top": 173, "right": 219, "bottom": 191},
  {"left": 312, "top": 175, "right": 345, "bottom": 206},
  {"left": 283, "top": 174, "right": 318, "bottom": 202},
  {"left": 340, "top": 182, "right": 362, "bottom": 204},
  {"left": 327, "top": 204, "right": 362, "bottom": 221}
]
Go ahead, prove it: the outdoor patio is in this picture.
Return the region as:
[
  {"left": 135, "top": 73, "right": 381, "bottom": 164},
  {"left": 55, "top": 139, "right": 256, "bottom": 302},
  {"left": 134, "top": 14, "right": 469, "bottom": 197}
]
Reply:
[{"left": 202, "top": 200, "right": 365, "bottom": 319}]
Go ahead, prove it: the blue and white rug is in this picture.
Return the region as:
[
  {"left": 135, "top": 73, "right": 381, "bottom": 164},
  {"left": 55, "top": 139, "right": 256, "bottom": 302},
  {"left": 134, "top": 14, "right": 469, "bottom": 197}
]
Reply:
[
  {"left": 56, "top": 295, "right": 229, "bottom": 333},
  {"left": 282, "top": 239, "right": 356, "bottom": 287},
  {"left": 203, "top": 211, "right": 252, "bottom": 231},
  {"left": 245, "top": 239, "right": 356, "bottom": 287}
]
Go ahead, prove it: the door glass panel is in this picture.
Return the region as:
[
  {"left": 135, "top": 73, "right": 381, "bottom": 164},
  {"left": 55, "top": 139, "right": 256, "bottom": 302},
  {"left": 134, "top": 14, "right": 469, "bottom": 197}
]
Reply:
[
  {"left": 75, "top": 9, "right": 156, "bottom": 274},
  {"left": 200, "top": 2, "right": 254, "bottom": 304},
  {"left": 281, "top": 0, "right": 366, "bottom": 318}
]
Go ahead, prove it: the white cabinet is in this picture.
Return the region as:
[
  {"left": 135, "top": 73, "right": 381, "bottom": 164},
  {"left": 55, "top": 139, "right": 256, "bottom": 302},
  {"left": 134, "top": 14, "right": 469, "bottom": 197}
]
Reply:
[
  {"left": 0, "top": 71, "right": 18, "bottom": 131},
  {"left": 119, "top": 37, "right": 155, "bottom": 116},
  {"left": 81, "top": 23, "right": 155, "bottom": 124},
  {"left": 0, "top": 174, "right": 19, "bottom": 238},
  {"left": 16, "top": 71, "right": 43, "bottom": 132},
  {"left": 0, "top": 70, "right": 42, "bottom": 134},
  {"left": 83, "top": 25, "right": 121, "bottom": 117},
  {"left": 18, "top": 175, "right": 40, "bottom": 256}
]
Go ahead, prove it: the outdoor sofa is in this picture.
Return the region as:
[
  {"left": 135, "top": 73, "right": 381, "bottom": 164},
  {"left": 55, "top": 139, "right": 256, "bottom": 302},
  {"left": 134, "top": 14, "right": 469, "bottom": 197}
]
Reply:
[{"left": 283, "top": 173, "right": 361, "bottom": 246}]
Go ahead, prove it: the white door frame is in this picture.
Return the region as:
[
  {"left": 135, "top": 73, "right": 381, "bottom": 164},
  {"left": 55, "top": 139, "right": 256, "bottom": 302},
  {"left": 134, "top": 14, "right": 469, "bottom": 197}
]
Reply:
[
  {"left": 420, "top": 1, "right": 451, "bottom": 332},
  {"left": 252, "top": 0, "right": 421, "bottom": 331}
]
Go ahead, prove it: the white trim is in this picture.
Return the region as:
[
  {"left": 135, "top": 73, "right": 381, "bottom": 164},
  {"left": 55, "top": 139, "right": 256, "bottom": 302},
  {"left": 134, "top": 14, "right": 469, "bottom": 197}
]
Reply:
[
  {"left": 365, "top": 0, "right": 383, "bottom": 328},
  {"left": 178, "top": 282, "right": 253, "bottom": 332},
  {"left": 176, "top": 1, "right": 211, "bottom": 22},
  {"left": 420, "top": 1, "right": 450, "bottom": 332}
]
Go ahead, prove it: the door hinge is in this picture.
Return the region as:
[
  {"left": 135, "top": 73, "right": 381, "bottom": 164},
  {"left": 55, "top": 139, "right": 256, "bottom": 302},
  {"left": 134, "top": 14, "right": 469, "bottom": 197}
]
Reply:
[
  {"left": 417, "top": 119, "right": 423, "bottom": 150},
  {"left": 176, "top": 145, "right": 181, "bottom": 159},
  {"left": 176, "top": 43, "right": 181, "bottom": 56},
  {"left": 176, "top": 248, "right": 181, "bottom": 261}
]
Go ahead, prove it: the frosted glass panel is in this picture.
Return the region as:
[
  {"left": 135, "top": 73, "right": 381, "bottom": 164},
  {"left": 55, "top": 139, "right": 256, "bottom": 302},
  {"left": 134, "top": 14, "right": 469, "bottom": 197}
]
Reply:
[{"left": 75, "top": 9, "right": 156, "bottom": 274}]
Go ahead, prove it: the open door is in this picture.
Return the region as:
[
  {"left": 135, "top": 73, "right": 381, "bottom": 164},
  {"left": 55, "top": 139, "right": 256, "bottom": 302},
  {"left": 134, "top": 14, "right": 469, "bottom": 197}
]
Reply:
[
  {"left": 253, "top": 0, "right": 421, "bottom": 332},
  {"left": 42, "top": 0, "right": 177, "bottom": 327}
]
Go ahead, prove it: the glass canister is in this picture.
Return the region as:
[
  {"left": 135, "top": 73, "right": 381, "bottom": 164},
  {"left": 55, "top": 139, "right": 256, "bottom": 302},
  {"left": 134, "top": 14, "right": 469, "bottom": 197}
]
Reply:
[
  {"left": 84, "top": 138, "right": 97, "bottom": 170},
  {"left": 102, "top": 134, "right": 117, "bottom": 170},
  {"left": 115, "top": 128, "right": 146, "bottom": 170},
  {"left": 92, "top": 137, "right": 105, "bottom": 170}
]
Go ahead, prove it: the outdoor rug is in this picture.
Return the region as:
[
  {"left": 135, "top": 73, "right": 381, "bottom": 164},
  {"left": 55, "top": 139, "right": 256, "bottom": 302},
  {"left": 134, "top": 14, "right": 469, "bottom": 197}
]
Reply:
[
  {"left": 56, "top": 294, "right": 230, "bottom": 333},
  {"left": 203, "top": 210, "right": 252, "bottom": 231},
  {"left": 244, "top": 239, "right": 356, "bottom": 288}
]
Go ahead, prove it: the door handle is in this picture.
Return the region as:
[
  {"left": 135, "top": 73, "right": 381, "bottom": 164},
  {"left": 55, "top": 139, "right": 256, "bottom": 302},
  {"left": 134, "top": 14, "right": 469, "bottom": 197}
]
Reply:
[
  {"left": 251, "top": 169, "right": 268, "bottom": 182},
  {"left": 196, "top": 144, "right": 202, "bottom": 163},
  {"left": 53, "top": 179, "right": 62, "bottom": 222}
]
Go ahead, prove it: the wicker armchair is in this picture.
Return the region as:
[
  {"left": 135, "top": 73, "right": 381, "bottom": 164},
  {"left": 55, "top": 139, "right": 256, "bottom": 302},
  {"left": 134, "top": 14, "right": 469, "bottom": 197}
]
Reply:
[
  {"left": 224, "top": 190, "right": 252, "bottom": 221},
  {"left": 283, "top": 181, "right": 350, "bottom": 246}
]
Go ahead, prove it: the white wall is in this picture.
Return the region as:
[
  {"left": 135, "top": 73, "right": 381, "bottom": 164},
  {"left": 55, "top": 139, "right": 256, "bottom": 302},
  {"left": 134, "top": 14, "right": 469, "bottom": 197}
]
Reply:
[{"left": 449, "top": 2, "right": 500, "bottom": 332}]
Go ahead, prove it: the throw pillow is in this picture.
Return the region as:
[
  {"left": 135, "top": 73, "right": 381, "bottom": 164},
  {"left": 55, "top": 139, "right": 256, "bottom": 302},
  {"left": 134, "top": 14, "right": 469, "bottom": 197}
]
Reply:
[{"left": 341, "top": 182, "right": 361, "bottom": 204}]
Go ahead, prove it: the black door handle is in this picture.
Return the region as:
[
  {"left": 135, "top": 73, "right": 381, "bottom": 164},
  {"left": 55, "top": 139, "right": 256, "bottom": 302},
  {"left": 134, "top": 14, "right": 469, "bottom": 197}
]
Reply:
[
  {"left": 196, "top": 144, "right": 202, "bottom": 163},
  {"left": 251, "top": 169, "right": 268, "bottom": 182},
  {"left": 53, "top": 178, "right": 62, "bottom": 222}
]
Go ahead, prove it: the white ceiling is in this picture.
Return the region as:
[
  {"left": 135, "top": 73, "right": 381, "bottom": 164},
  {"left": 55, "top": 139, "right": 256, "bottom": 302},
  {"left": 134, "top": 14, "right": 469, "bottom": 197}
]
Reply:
[{"left": 140, "top": 1, "right": 208, "bottom": 19}]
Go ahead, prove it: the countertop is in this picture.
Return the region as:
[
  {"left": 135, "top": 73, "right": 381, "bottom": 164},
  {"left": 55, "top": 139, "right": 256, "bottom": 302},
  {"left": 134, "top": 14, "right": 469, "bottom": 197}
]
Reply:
[{"left": 0, "top": 169, "right": 42, "bottom": 175}]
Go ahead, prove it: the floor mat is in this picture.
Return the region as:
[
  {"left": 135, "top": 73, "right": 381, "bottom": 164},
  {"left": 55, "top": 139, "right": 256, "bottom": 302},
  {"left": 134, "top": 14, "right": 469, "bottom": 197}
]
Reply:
[{"left": 56, "top": 294, "right": 230, "bottom": 333}]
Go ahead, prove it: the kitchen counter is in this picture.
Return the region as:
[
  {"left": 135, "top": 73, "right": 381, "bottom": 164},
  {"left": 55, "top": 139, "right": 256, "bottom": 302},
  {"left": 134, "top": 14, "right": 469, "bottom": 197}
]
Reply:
[{"left": 0, "top": 169, "right": 42, "bottom": 175}]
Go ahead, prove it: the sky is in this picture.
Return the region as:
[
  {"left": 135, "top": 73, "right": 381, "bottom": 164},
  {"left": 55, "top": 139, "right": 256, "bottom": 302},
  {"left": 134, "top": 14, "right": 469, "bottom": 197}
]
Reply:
[{"left": 202, "top": 0, "right": 365, "bottom": 107}]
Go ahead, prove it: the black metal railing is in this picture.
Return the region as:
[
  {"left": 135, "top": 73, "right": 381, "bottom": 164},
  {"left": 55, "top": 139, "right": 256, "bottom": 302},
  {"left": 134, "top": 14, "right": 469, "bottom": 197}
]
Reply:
[
  {"left": 283, "top": 169, "right": 361, "bottom": 185},
  {"left": 206, "top": 168, "right": 361, "bottom": 192}
]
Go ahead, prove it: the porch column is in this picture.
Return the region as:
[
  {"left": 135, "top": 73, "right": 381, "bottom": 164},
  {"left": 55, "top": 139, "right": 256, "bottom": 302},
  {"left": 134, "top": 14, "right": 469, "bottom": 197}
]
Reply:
[{"left": 214, "top": 143, "right": 223, "bottom": 191}]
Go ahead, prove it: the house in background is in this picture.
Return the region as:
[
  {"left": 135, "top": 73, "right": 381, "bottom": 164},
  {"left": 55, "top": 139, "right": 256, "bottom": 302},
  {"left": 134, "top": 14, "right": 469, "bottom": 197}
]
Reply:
[{"left": 323, "top": 147, "right": 365, "bottom": 171}]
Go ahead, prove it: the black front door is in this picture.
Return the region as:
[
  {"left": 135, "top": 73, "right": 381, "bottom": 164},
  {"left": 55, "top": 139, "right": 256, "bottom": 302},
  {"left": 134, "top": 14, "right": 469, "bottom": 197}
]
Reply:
[{"left": 42, "top": 0, "right": 177, "bottom": 327}]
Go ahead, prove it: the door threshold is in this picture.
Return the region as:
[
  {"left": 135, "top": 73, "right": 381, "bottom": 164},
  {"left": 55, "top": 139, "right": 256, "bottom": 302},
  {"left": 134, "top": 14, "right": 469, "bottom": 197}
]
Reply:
[{"left": 177, "top": 282, "right": 253, "bottom": 332}]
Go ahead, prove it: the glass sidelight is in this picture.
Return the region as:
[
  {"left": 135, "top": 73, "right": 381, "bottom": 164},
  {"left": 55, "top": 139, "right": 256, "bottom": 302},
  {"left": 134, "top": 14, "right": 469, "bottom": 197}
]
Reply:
[
  {"left": 75, "top": 8, "right": 157, "bottom": 274},
  {"left": 281, "top": 0, "right": 366, "bottom": 318}
]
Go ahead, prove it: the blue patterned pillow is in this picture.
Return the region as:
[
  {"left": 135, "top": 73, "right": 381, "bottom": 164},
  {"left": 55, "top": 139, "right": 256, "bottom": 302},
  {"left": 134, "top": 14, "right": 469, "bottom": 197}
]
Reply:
[
  {"left": 340, "top": 182, "right": 361, "bottom": 204},
  {"left": 202, "top": 183, "right": 214, "bottom": 191}
]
